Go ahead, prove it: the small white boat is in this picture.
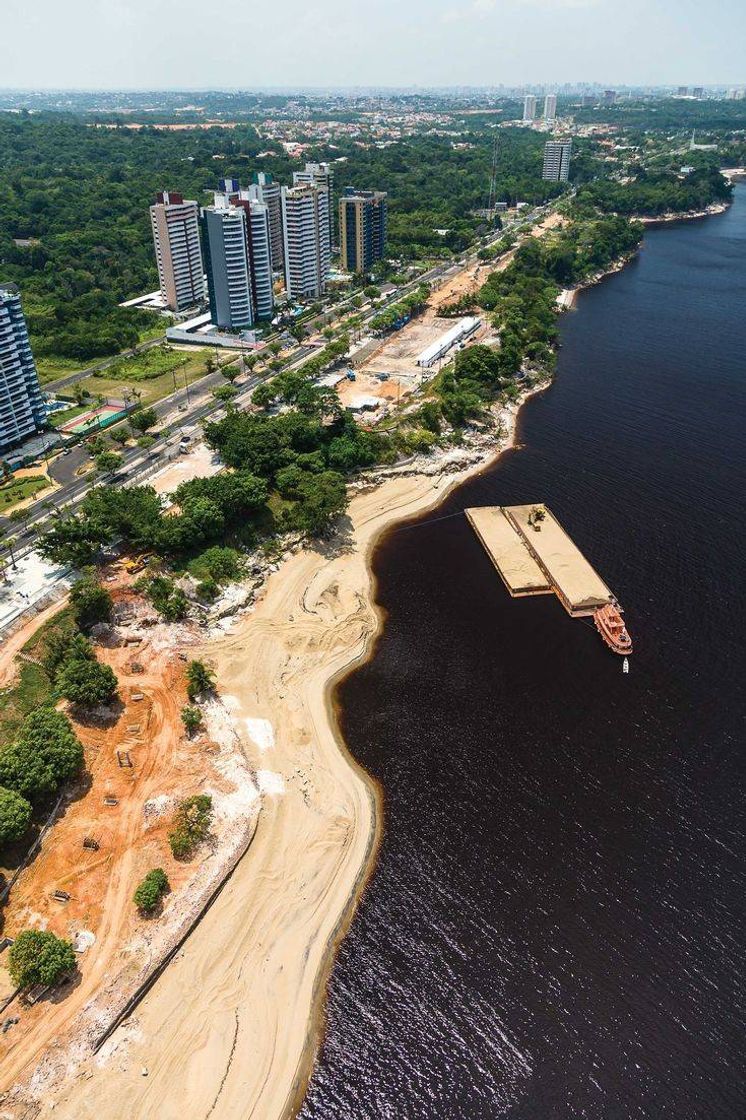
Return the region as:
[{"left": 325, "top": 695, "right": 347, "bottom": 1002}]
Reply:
[{"left": 622, "top": 657, "right": 630, "bottom": 674}]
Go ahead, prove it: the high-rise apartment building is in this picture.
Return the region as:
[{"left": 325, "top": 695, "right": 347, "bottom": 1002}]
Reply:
[
  {"left": 542, "top": 140, "right": 573, "bottom": 182},
  {"left": 281, "top": 184, "right": 331, "bottom": 301},
  {"left": 231, "top": 194, "right": 275, "bottom": 322},
  {"left": 544, "top": 93, "right": 557, "bottom": 121},
  {"left": 248, "top": 172, "right": 285, "bottom": 277},
  {"left": 293, "top": 163, "right": 334, "bottom": 244},
  {"left": 339, "top": 188, "right": 388, "bottom": 274},
  {"left": 201, "top": 200, "right": 254, "bottom": 331},
  {"left": 0, "top": 286, "right": 46, "bottom": 454},
  {"left": 603, "top": 89, "right": 618, "bottom": 104},
  {"left": 149, "top": 191, "right": 204, "bottom": 311},
  {"left": 523, "top": 95, "right": 537, "bottom": 122}
]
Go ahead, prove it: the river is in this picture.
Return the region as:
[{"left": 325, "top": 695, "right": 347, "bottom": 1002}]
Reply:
[{"left": 299, "top": 185, "right": 746, "bottom": 1119}]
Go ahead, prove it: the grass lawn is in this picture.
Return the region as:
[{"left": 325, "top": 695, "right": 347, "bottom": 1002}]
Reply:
[
  {"left": 75, "top": 348, "right": 224, "bottom": 407},
  {"left": 0, "top": 606, "right": 74, "bottom": 752},
  {"left": 36, "top": 356, "right": 86, "bottom": 383},
  {"left": 0, "top": 474, "right": 51, "bottom": 510},
  {"left": 35, "top": 322, "right": 168, "bottom": 384},
  {"left": 48, "top": 404, "right": 89, "bottom": 428}
]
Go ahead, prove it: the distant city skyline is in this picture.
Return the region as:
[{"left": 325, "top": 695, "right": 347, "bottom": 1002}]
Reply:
[{"left": 3, "top": 0, "right": 744, "bottom": 90}]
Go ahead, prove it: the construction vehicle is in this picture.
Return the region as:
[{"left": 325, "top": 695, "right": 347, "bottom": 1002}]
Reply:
[{"left": 123, "top": 553, "right": 151, "bottom": 575}]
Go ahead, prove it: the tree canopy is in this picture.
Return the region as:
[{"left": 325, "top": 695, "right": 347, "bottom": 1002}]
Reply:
[{"left": 8, "top": 930, "right": 77, "bottom": 990}]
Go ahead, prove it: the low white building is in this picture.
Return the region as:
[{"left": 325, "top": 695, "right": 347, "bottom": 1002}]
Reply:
[{"left": 416, "top": 317, "right": 481, "bottom": 368}]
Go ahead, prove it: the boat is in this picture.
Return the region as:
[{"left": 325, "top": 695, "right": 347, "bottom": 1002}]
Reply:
[{"left": 593, "top": 602, "right": 633, "bottom": 656}]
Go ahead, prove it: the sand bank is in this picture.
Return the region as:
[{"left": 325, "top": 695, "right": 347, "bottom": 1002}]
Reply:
[{"left": 27, "top": 397, "right": 532, "bottom": 1120}]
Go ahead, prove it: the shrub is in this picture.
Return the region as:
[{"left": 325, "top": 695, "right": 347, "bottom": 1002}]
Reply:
[
  {"left": 56, "top": 657, "right": 118, "bottom": 706},
  {"left": 195, "top": 578, "right": 219, "bottom": 603},
  {"left": 8, "top": 930, "right": 77, "bottom": 990},
  {"left": 185, "top": 660, "right": 215, "bottom": 701},
  {"left": 168, "top": 794, "right": 213, "bottom": 859},
  {"left": 190, "top": 546, "right": 244, "bottom": 584},
  {"left": 0, "top": 786, "right": 33, "bottom": 845},
  {"left": 41, "top": 620, "right": 94, "bottom": 677},
  {"left": 181, "top": 705, "right": 203, "bottom": 735},
  {"left": 137, "top": 575, "right": 188, "bottom": 621},
  {"left": 133, "top": 868, "right": 170, "bottom": 914}
]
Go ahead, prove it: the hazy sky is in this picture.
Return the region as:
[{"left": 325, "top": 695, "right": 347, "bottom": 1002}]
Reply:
[{"left": 3, "top": 0, "right": 744, "bottom": 90}]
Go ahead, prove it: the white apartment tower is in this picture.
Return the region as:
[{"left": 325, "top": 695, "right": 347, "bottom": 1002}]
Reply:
[
  {"left": 201, "top": 200, "right": 254, "bottom": 330},
  {"left": 0, "top": 286, "right": 46, "bottom": 454},
  {"left": 234, "top": 194, "right": 275, "bottom": 321},
  {"left": 281, "top": 184, "right": 331, "bottom": 301},
  {"left": 247, "top": 173, "right": 285, "bottom": 277},
  {"left": 544, "top": 93, "right": 557, "bottom": 121},
  {"left": 292, "top": 162, "right": 334, "bottom": 245},
  {"left": 149, "top": 192, "right": 204, "bottom": 311},
  {"left": 523, "top": 95, "right": 537, "bottom": 122},
  {"left": 542, "top": 140, "right": 573, "bottom": 182}
]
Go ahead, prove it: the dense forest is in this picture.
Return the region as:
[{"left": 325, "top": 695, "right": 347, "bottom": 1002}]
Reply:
[
  {"left": 0, "top": 114, "right": 563, "bottom": 363},
  {"left": 573, "top": 98, "right": 746, "bottom": 131},
  {"left": 577, "top": 167, "right": 732, "bottom": 216}
]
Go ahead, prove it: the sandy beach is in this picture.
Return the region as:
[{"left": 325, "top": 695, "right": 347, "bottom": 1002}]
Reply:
[{"left": 22, "top": 398, "right": 529, "bottom": 1120}]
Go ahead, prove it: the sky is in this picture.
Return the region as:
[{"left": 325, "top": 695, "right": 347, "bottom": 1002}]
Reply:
[{"left": 3, "top": 0, "right": 745, "bottom": 90}]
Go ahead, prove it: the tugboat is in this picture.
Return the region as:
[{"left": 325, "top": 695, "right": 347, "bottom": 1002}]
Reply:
[{"left": 593, "top": 602, "right": 633, "bottom": 656}]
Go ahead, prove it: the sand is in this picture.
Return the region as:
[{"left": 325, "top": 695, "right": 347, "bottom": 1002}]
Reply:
[{"left": 28, "top": 400, "right": 530, "bottom": 1120}]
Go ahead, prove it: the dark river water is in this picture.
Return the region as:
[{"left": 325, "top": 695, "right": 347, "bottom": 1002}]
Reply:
[{"left": 299, "top": 185, "right": 746, "bottom": 1120}]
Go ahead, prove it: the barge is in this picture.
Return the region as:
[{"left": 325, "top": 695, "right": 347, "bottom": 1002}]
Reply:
[{"left": 465, "top": 504, "right": 632, "bottom": 655}]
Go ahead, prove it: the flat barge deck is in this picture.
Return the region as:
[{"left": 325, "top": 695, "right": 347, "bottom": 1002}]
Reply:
[{"left": 465, "top": 504, "right": 614, "bottom": 617}]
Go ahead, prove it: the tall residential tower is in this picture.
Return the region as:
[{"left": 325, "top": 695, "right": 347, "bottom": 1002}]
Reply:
[
  {"left": 201, "top": 200, "right": 254, "bottom": 331},
  {"left": 542, "top": 140, "right": 573, "bottom": 182},
  {"left": 523, "top": 95, "right": 537, "bottom": 122},
  {"left": 247, "top": 173, "right": 285, "bottom": 277},
  {"left": 0, "top": 286, "right": 46, "bottom": 453},
  {"left": 293, "top": 162, "right": 334, "bottom": 245},
  {"left": 544, "top": 93, "right": 557, "bottom": 121},
  {"left": 149, "top": 191, "right": 204, "bottom": 311},
  {"left": 281, "top": 184, "right": 331, "bottom": 300},
  {"left": 339, "top": 188, "right": 388, "bottom": 274}
]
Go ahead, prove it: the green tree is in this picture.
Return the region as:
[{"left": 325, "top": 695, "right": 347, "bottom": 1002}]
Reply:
[
  {"left": 129, "top": 407, "right": 158, "bottom": 434},
  {"left": 185, "top": 659, "right": 215, "bottom": 701},
  {"left": 8, "top": 930, "right": 77, "bottom": 990},
  {"left": 69, "top": 572, "right": 113, "bottom": 631},
  {"left": 213, "top": 384, "right": 239, "bottom": 404},
  {"left": 56, "top": 657, "right": 118, "bottom": 706},
  {"left": 0, "top": 786, "right": 33, "bottom": 845},
  {"left": 133, "top": 868, "right": 170, "bottom": 915},
  {"left": 168, "top": 794, "right": 213, "bottom": 859},
  {"left": 181, "top": 705, "right": 203, "bottom": 735},
  {"left": 0, "top": 709, "right": 83, "bottom": 802},
  {"left": 94, "top": 450, "right": 122, "bottom": 475},
  {"left": 38, "top": 516, "right": 111, "bottom": 567},
  {"left": 294, "top": 471, "right": 348, "bottom": 535}
]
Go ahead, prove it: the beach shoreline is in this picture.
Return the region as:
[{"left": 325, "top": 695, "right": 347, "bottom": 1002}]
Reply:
[
  {"left": 13, "top": 236, "right": 656, "bottom": 1120},
  {"left": 23, "top": 385, "right": 540, "bottom": 1120}
]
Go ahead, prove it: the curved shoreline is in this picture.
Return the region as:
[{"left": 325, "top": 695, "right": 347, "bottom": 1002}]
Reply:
[{"left": 278, "top": 383, "right": 552, "bottom": 1120}]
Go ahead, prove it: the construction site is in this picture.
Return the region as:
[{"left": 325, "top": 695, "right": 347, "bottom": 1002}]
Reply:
[
  {"left": 332, "top": 260, "right": 497, "bottom": 422},
  {"left": 0, "top": 570, "right": 260, "bottom": 1101}
]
